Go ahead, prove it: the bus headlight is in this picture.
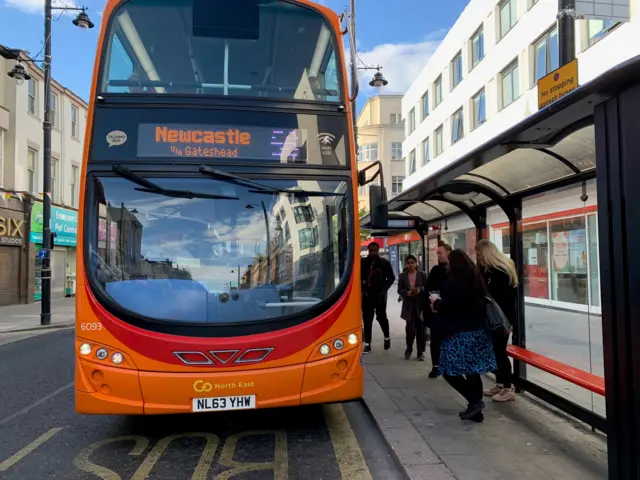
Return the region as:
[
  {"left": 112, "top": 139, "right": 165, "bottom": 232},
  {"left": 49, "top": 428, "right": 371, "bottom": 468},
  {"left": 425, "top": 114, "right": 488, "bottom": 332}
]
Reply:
[
  {"left": 319, "top": 344, "right": 331, "bottom": 355},
  {"left": 111, "top": 352, "right": 124, "bottom": 365},
  {"left": 334, "top": 339, "right": 344, "bottom": 350},
  {"left": 79, "top": 343, "right": 91, "bottom": 355},
  {"left": 347, "top": 334, "right": 358, "bottom": 345},
  {"left": 96, "top": 348, "right": 108, "bottom": 360}
]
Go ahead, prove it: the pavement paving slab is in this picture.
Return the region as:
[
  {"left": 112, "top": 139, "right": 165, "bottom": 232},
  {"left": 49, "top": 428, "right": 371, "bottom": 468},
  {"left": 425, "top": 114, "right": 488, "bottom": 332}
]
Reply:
[{"left": 361, "top": 297, "right": 609, "bottom": 480}]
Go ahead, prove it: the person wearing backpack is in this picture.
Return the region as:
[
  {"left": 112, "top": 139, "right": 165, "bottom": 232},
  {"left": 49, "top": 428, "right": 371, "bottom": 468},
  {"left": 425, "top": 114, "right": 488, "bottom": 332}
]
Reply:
[{"left": 475, "top": 239, "right": 519, "bottom": 403}]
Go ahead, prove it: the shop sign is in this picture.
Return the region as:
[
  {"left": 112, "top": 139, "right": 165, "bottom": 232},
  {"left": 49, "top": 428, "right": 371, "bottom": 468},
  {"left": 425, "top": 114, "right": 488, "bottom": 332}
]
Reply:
[
  {"left": 0, "top": 215, "right": 25, "bottom": 246},
  {"left": 30, "top": 201, "right": 78, "bottom": 246}
]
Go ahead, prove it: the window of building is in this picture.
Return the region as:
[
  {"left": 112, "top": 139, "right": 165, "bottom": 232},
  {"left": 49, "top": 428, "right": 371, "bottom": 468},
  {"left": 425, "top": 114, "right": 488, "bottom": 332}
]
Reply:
[
  {"left": 587, "top": 19, "right": 619, "bottom": 47},
  {"left": 409, "top": 149, "right": 416, "bottom": 174},
  {"left": 71, "top": 165, "right": 79, "bottom": 207},
  {"left": 421, "top": 92, "right": 429, "bottom": 120},
  {"left": 27, "top": 148, "right": 37, "bottom": 193},
  {"left": 434, "top": 75, "right": 443, "bottom": 107},
  {"left": 0, "top": 130, "right": 4, "bottom": 188},
  {"left": 451, "top": 51, "right": 463, "bottom": 89},
  {"left": 28, "top": 78, "right": 37, "bottom": 115},
  {"left": 499, "top": 0, "right": 517, "bottom": 40},
  {"left": 50, "top": 93, "right": 58, "bottom": 129},
  {"left": 534, "top": 27, "right": 559, "bottom": 83},
  {"left": 71, "top": 105, "right": 79, "bottom": 138},
  {"left": 390, "top": 113, "right": 402, "bottom": 124},
  {"left": 298, "top": 227, "right": 318, "bottom": 249},
  {"left": 391, "top": 142, "right": 403, "bottom": 160},
  {"left": 471, "top": 25, "right": 485, "bottom": 68},
  {"left": 293, "top": 205, "right": 315, "bottom": 223},
  {"left": 501, "top": 59, "right": 519, "bottom": 109},
  {"left": 51, "top": 158, "right": 59, "bottom": 203},
  {"left": 435, "top": 125, "right": 444, "bottom": 156},
  {"left": 451, "top": 108, "right": 464, "bottom": 144},
  {"left": 358, "top": 143, "right": 379, "bottom": 162},
  {"left": 408, "top": 108, "right": 416, "bottom": 134},
  {"left": 392, "top": 176, "right": 404, "bottom": 195},
  {"left": 472, "top": 88, "right": 486, "bottom": 129},
  {"left": 423, "top": 137, "right": 430, "bottom": 165}
]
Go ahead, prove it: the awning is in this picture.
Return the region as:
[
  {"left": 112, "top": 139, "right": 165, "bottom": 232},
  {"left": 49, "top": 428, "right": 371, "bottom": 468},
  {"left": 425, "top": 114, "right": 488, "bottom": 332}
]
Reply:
[
  {"left": 360, "top": 53, "right": 640, "bottom": 230},
  {"left": 360, "top": 237, "right": 385, "bottom": 247}
]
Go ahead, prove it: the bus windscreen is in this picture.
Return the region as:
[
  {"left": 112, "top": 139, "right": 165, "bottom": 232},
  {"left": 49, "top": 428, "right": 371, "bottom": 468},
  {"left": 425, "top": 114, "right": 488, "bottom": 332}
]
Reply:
[
  {"left": 100, "top": 0, "right": 342, "bottom": 102},
  {"left": 87, "top": 175, "right": 350, "bottom": 326}
]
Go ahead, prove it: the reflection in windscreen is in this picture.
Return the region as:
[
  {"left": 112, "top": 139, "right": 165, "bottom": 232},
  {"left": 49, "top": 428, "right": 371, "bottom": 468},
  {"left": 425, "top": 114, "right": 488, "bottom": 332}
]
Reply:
[
  {"left": 90, "top": 177, "right": 349, "bottom": 324},
  {"left": 101, "top": 0, "right": 341, "bottom": 102}
]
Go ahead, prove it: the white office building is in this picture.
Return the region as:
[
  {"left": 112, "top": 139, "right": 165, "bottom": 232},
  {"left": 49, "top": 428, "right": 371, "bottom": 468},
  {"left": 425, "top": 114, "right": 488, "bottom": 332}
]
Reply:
[{"left": 400, "top": 0, "right": 637, "bottom": 314}]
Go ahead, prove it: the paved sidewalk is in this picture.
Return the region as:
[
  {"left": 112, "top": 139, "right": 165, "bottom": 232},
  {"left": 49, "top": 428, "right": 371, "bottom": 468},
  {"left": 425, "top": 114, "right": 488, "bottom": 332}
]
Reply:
[
  {"left": 362, "top": 299, "right": 608, "bottom": 480},
  {"left": 0, "top": 297, "right": 75, "bottom": 333}
]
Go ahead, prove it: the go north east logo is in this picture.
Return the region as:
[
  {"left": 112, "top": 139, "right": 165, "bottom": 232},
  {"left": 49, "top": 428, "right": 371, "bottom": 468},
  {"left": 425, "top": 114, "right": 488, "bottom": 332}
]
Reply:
[{"left": 317, "top": 133, "right": 335, "bottom": 156}]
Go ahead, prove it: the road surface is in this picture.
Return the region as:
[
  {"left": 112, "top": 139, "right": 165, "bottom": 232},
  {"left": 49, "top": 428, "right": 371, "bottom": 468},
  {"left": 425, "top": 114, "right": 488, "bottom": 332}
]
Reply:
[{"left": 0, "top": 329, "right": 404, "bottom": 480}]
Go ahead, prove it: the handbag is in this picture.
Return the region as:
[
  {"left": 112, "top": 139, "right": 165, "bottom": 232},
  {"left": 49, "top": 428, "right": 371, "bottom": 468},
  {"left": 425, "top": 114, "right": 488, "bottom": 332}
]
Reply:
[{"left": 483, "top": 296, "right": 511, "bottom": 332}]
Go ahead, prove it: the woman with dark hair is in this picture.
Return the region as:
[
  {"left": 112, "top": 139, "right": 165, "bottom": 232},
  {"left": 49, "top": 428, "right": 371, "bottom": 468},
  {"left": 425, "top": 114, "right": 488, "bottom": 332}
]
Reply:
[
  {"left": 398, "top": 255, "right": 428, "bottom": 360},
  {"left": 430, "top": 249, "right": 497, "bottom": 422}
]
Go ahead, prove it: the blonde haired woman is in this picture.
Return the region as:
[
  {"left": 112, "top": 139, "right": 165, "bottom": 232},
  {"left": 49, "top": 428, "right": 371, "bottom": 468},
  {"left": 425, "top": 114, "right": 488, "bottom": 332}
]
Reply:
[{"left": 475, "top": 239, "right": 518, "bottom": 403}]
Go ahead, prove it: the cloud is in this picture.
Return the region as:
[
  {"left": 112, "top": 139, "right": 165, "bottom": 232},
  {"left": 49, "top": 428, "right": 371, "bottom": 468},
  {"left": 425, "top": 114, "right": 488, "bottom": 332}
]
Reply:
[{"left": 353, "top": 38, "right": 443, "bottom": 97}]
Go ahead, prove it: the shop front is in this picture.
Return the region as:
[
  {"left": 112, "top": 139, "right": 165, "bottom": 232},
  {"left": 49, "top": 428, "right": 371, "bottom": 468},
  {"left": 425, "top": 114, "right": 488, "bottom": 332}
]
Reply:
[
  {"left": 387, "top": 231, "right": 423, "bottom": 275},
  {"left": 0, "top": 197, "right": 29, "bottom": 306},
  {"left": 493, "top": 205, "right": 600, "bottom": 313},
  {"left": 30, "top": 201, "right": 78, "bottom": 301}
]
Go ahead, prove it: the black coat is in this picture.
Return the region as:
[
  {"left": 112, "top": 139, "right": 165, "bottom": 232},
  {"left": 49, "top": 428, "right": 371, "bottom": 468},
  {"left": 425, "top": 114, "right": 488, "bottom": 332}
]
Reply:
[
  {"left": 361, "top": 255, "right": 395, "bottom": 298},
  {"left": 481, "top": 267, "right": 517, "bottom": 327},
  {"left": 421, "top": 264, "right": 448, "bottom": 327},
  {"left": 432, "top": 278, "right": 487, "bottom": 337}
]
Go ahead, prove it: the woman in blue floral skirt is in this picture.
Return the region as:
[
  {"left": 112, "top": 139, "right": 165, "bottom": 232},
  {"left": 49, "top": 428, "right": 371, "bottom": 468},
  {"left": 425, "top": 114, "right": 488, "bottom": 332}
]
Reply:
[{"left": 429, "top": 249, "right": 497, "bottom": 422}]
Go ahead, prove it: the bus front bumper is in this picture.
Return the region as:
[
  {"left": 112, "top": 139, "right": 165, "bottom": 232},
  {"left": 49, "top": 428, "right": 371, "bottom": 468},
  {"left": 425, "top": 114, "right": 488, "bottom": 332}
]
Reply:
[{"left": 75, "top": 347, "right": 363, "bottom": 415}]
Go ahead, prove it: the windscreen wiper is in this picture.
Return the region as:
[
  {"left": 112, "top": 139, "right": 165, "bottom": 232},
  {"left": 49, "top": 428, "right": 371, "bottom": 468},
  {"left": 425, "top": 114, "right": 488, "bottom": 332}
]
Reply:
[
  {"left": 198, "top": 166, "right": 344, "bottom": 197},
  {"left": 112, "top": 165, "right": 239, "bottom": 200}
]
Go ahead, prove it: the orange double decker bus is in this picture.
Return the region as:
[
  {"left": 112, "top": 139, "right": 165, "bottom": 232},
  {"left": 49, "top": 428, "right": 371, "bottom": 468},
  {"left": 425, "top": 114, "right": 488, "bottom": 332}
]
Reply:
[{"left": 75, "top": 0, "right": 364, "bottom": 415}]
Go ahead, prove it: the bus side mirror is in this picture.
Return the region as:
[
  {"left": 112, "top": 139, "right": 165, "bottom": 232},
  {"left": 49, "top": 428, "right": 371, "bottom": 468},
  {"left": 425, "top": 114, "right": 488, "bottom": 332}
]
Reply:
[
  {"left": 51, "top": 232, "right": 57, "bottom": 249},
  {"left": 369, "top": 185, "right": 388, "bottom": 230}
]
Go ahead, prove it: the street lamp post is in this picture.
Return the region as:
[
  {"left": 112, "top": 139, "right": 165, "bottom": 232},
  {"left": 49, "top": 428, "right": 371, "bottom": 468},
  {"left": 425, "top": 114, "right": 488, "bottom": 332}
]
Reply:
[{"left": 7, "top": 2, "right": 94, "bottom": 325}]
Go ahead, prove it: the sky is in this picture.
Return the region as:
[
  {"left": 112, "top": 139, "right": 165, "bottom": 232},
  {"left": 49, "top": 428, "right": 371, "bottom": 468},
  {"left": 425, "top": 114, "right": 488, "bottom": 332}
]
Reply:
[{"left": 0, "top": 0, "right": 471, "bottom": 112}]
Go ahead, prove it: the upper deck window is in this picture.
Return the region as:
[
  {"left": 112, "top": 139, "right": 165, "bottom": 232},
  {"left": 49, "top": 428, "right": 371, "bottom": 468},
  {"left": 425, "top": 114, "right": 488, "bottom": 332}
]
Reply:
[{"left": 100, "top": 0, "right": 342, "bottom": 103}]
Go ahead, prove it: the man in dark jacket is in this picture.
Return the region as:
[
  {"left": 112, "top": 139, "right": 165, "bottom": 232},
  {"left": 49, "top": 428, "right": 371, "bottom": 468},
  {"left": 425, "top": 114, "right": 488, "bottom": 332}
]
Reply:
[
  {"left": 423, "top": 242, "right": 451, "bottom": 377},
  {"left": 361, "top": 241, "right": 395, "bottom": 353}
]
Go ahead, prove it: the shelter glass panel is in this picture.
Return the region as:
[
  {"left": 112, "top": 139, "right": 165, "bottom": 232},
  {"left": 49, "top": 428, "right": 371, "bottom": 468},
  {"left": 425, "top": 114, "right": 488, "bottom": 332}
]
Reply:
[
  {"left": 547, "top": 125, "right": 596, "bottom": 172},
  {"left": 469, "top": 149, "right": 575, "bottom": 194}
]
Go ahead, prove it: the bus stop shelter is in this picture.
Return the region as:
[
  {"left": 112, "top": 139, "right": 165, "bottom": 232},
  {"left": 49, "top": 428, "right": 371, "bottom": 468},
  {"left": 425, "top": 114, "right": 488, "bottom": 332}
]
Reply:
[{"left": 361, "top": 53, "right": 640, "bottom": 479}]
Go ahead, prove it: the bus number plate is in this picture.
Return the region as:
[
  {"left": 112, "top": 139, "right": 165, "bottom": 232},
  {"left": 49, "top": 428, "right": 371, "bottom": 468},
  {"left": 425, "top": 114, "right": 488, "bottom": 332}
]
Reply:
[{"left": 192, "top": 395, "right": 256, "bottom": 412}]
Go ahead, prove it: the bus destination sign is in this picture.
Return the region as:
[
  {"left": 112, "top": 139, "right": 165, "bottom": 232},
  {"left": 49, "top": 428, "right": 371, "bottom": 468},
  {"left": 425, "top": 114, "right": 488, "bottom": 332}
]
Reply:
[{"left": 137, "top": 124, "right": 306, "bottom": 161}]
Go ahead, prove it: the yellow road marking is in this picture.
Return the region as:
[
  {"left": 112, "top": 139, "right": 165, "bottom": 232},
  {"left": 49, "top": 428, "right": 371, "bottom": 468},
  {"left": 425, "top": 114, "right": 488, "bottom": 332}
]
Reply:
[
  {"left": 0, "top": 427, "right": 65, "bottom": 472},
  {"left": 131, "top": 433, "right": 219, "bottom": 480},
  {"left": 323, "top": 404, "right": 373, "bottom": 480},
  {"left": 216, "top": 430, "right": 288, "bottom": 480},
  {"left": 73, "top": 435, "right": 149, "bottom": 480}
]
